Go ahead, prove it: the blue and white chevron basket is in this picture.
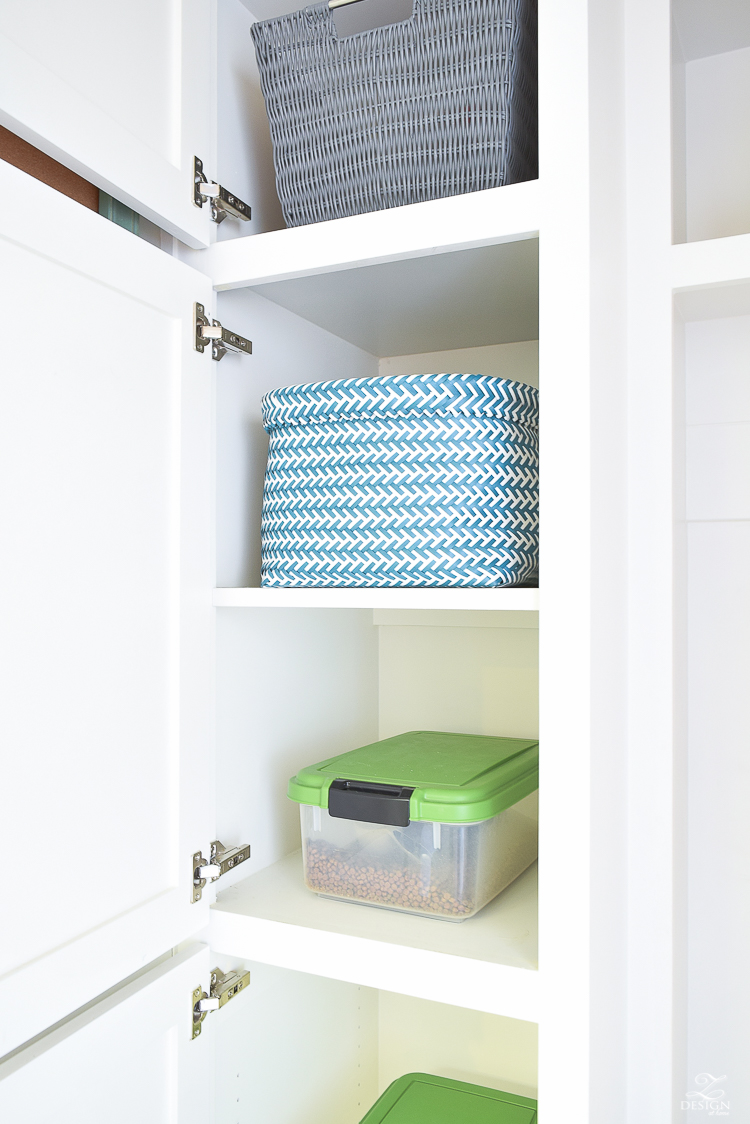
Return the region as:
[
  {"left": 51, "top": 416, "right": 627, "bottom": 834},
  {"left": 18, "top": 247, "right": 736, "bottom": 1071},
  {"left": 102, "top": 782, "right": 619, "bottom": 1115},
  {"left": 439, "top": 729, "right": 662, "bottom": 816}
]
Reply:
[{"left": 261, "top": 373, "right": 538, "bottom": 587}]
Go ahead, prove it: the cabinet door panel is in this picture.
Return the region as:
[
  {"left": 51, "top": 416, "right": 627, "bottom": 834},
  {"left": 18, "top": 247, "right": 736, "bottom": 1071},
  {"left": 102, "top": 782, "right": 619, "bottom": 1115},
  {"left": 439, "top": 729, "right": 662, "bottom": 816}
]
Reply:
[
  {"left": 0, "top": 946, "right": 211, "bottom": 1124},
  {"left": 0, "top": 161, "right": 214, "bottom": 1055},
  {"left": 0, "top": 0, "right": 214, "bottom": 247}
]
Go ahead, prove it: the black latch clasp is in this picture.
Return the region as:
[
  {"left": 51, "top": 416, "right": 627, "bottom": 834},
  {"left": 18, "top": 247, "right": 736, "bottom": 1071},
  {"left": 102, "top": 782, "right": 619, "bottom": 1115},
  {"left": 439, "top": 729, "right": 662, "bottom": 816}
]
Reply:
[{"left": 328, "top": 779, "right": 414, "bottom": 827}]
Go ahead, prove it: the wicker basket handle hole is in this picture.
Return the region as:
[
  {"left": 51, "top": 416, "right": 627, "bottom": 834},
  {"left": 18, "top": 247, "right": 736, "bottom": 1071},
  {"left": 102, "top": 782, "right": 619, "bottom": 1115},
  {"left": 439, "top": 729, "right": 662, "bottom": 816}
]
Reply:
[{"left": 330, "top": 0, "right": 417, "bottom": 39}]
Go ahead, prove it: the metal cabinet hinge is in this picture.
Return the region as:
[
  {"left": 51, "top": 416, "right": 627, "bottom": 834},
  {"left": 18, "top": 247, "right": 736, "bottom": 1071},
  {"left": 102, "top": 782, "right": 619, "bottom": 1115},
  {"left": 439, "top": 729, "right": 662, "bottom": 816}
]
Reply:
[
  {"left": 192, "top": 967, "right": 251, "bottom": 1039},
  {"left": 192, "top": 839, "right": 251, "bottom": 903},
  {"left": 194, "top": 302, "right": 252, "bottom": 362},
  {"left": 193, "top": 156, "right": 251, "bottom": 224}
]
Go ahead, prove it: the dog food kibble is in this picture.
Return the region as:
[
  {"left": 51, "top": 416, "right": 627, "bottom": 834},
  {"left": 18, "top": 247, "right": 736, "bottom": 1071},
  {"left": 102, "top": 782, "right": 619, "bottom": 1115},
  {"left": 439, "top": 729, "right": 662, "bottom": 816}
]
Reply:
[{"left": 304, "top": 839, "right": 473, "bottom": 918}]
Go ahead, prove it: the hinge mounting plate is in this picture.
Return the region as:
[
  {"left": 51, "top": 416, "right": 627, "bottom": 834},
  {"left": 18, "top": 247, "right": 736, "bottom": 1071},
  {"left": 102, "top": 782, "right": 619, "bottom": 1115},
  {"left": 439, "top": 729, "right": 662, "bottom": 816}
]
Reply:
[
  {"left": 192, "top": 967, "right": 251, "bottom": 1039},
  {"left": 194, "top": 302, "right": 252, "bottom": 362},
  {"left": 193, "top": 156, "right": 251, "bottom": 224},
  {"left": 192, "top": 839, "right": 251, "bottom": 903}
]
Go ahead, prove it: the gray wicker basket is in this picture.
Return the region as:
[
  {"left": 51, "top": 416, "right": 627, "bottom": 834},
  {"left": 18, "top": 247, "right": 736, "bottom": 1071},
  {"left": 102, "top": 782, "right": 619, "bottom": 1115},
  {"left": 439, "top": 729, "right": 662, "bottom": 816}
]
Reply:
[{"left": 251, "top": 0, "right": 537, "bottom": 228}]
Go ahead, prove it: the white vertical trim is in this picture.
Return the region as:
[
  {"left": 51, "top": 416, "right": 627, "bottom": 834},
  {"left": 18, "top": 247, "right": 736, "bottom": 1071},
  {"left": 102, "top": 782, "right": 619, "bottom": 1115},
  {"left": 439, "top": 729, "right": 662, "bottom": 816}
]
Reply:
[
  {"left": 538, "top": 1, "right": 592, "bottom": 1120},
  {"left": 624, "top": 0, "right": 677, "bottom": 1119}
]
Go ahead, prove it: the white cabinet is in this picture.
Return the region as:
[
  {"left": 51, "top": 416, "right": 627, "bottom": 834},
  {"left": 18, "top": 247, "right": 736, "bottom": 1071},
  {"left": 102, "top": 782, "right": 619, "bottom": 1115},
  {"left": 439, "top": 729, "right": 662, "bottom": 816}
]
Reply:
[
  {"left": 0, "top": 161, "right": 214, "bottom": 1055},
  {"left": 0, "top": 0, "right": 219, "bottom": 245},
  {"left": 1, "top": 0, "right": 747, "bottom": 1120},
  {"left": 0, "top": 947, "right": 212, "bottom": 1124}
]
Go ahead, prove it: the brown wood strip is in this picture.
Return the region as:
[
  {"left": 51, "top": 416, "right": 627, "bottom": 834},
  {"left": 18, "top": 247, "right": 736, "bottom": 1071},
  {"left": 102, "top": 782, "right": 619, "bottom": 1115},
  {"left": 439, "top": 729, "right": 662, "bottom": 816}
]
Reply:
[{"left": 0, "top": 124, "right": 99, "bottom": 211}]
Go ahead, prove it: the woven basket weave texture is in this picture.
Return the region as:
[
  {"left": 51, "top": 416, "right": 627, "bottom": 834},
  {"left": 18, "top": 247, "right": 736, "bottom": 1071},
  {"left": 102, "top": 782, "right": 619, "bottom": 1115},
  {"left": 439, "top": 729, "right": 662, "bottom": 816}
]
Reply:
[
  {"left": 261, "top": 373, "right": 538, "bottom": 587},
  {"left": 251, "top": 0, "right": 537, "bottom": 227}
]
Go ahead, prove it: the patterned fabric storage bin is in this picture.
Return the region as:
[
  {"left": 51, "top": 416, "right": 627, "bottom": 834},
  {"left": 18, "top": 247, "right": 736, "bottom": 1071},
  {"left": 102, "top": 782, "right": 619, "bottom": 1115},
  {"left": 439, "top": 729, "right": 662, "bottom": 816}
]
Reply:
[
  {"left": 250, "top": 0, "right": 537, "bottom": 228},
  {"left": 260, "top": 373, "right": 538, "bottom": 587}
]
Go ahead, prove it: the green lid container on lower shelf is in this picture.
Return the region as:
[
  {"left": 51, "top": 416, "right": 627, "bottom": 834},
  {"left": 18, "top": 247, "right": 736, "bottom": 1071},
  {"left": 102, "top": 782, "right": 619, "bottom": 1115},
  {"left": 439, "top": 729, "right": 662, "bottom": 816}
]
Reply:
[
  {"left": 359, "top": 1073, "right": 538, "bottom": 1123},
  {"left": 288, "top": 730, "right": 539, "bottom": 824}
]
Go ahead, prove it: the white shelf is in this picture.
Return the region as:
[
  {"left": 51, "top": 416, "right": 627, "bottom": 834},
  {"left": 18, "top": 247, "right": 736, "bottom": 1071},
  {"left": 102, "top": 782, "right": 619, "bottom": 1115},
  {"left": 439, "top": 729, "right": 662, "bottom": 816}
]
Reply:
[
  {"left": 209, "top": 851, "right": 538, "bottom": 1023},
  {"left": 213, "top": 587, "right": 540, "bottom": 612},
  {"left": 203, "top": 181, "right": 539, "bottom": 291},
  {"left": 672, "top": 234, "right": 750, "bottom": 320},
  {"left": 673, "top": 232, "right": 750, "bottom": 290},
  {"left": 206, "top": 181, "right": 539, "bottom": 354}
]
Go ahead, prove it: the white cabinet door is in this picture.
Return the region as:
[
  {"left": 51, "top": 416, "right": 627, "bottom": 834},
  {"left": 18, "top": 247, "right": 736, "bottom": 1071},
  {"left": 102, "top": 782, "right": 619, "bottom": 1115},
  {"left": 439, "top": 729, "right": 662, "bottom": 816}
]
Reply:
[
  {"left": 0, "top": 160, "right": 216, "bottom": 1056},
  {"left": 0, "top": 945, "right": 211, "bottom": 1124},
  {"left": 0, "top": 0, "right": 216, "bottom": 247}
]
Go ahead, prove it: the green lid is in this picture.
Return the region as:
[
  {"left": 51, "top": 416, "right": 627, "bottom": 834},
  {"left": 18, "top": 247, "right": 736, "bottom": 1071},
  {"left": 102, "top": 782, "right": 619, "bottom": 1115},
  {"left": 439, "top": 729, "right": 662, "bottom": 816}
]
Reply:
[
  {"left": 359, "top": 1073, "right": 537, "bottom": 1124},
  {"left": 288, "top": 730, "right": 538, "bottom": 824}
]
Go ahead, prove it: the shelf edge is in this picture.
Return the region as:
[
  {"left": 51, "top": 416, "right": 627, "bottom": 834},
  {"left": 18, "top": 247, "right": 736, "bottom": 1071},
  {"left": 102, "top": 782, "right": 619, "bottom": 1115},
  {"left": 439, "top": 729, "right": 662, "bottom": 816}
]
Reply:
[
  {"left": 212, "top": 587, "right": 541, "bottom": 611},
  {"left": 202, "top": 181, "right": 540, "bottom": 291},
  {"left": 208, "top": 909, "right": 539, "bottom": 1023},
  {"left": 672, "top": 232, "right": 750, "bottom": 292}
]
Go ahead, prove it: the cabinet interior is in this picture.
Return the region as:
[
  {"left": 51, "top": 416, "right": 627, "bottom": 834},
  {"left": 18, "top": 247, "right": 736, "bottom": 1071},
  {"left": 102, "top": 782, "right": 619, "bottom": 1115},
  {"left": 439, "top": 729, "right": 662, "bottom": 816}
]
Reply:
[
  {"left": 8, "top": 0, "right": 750, "bottom": 1113},
  {"left": 208, "top": 0, "right": 540, "bottom": 1112},
  {"left": 215, "top": 265, "right": 538, "bottom": 590},
  {"left": 211, "top": 293, "right": 540, "bottom": 1104},
  {"left": 212, "top": 605, "right": 539, "bottom": 1112},
  {"left": 212, "top": 960, "right": 538, "bottom": 1124},
  {"left": 216, "top": 608, "right": 539, "bottom": 875},
  {"left": 672, "top": 0, "right": 750, "bottom": 243}
]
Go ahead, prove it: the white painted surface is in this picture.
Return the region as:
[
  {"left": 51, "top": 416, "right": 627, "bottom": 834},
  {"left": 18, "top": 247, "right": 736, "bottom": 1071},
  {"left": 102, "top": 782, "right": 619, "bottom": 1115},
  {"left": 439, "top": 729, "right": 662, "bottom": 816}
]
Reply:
[
  {"left": 0, "top": 162, "right": 214, "bottom": 1055},
  {"left": 250, "top": 240, "right": 539, "bottom": 354},
  {"left": 215, "top": 608, "right": 379, "bottom": 881},
  {"left": 539, "top": 1, "right": 597, "bottom": 1117},
  {"left": 209, "top": 853, "right": 538, "bottom": 1020},
  {"left": 212, "top": 955, "right": 538, "bottom": 1123},
  {"left": 214, "top": 959, "right": 379, "bottom": 1124},
  {"left": 202, "top": 179, "right": 539, "bottom": 287},
  {"left": 373, "top": 610, "right": 539, "bottom": 629},
  {"left": 0, "top": 0, "right": 215, "bottom": 247},
  {"left": 624, "top": 0, "right": 677, "bottom": 1119},
  {"left": 685, "top": 46, "right": 750, "bottom": 243},
  {"left": 673, "top": 0, "right": 750, "bottom": 63},
  {"left": 686, "top": 523, "right": 750, "bottom": 1119},
  {"left": 686, "top": 423, "right": 750, "bottom": 520},
  {"left": 378, "top": 624, "right": 538, "bottom": 741},
  {"left": 213, "top": 587, "right": 540, "bottom": 610},
  {"left": 378, "top": 340, "right": 539, "bottom": 387},
  {"left": 672, "top": 41, "right": 687, "bottom": 245},
  {"left": 537, "top": 0, "right": 637, "bottom": 1118},
  {"left": 378, "top": 992, "right": 538, "bottom": 1101},
  {"left": 672, "top": 4, "right": 750, "bottom": 244},
  {"left": 216, "top": 0, "right": 285, "bottom": 238},
  {"left": 685, "top": 315, "right": 750, "bottom": 424},
  {"left": 214, "top": 287, "right": 378, "bottom": 588},
  {"left": 0, "top": 945, "right": 211, "bottom": 1124},
  {"left": 684, "top": 313, "right": 750, "bottom": 1118},
  {"left": 672, "top": 233, "right": 750, "bottom": 299},
  {"left": 684, "top": 317, "right": 750, "bottom": 521}
]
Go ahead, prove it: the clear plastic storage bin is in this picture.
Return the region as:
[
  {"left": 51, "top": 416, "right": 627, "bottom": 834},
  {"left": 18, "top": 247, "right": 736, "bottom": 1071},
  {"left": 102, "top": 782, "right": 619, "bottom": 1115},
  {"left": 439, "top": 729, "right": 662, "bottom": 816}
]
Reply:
[{"left": 289, "top": 731, "right": 538, "bottom": 922}]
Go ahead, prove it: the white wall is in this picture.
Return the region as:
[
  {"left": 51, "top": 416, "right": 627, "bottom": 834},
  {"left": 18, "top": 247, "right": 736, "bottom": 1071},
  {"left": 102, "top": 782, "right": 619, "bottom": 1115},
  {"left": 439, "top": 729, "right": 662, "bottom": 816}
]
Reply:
[
  {"left": 377, "top": 611, "right": 538, "bottom": 741},
  {"left": 212, "top": 964, "right": 538, "bottom": 1124},
  {"left": 214, "top": 961, "right": 379, "bottom": 1124},
  {"left": 379, "top": 340, "right": 539, "bottom": 387},
  {"left": 215, "top": 608, "right": 379, "bottom": 879},
  {"left": 378, "top": 991, "right": 538, "bottom": 1101},
  {"left": 684, "top": 46, "right": 750, "bottom": 241}
]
